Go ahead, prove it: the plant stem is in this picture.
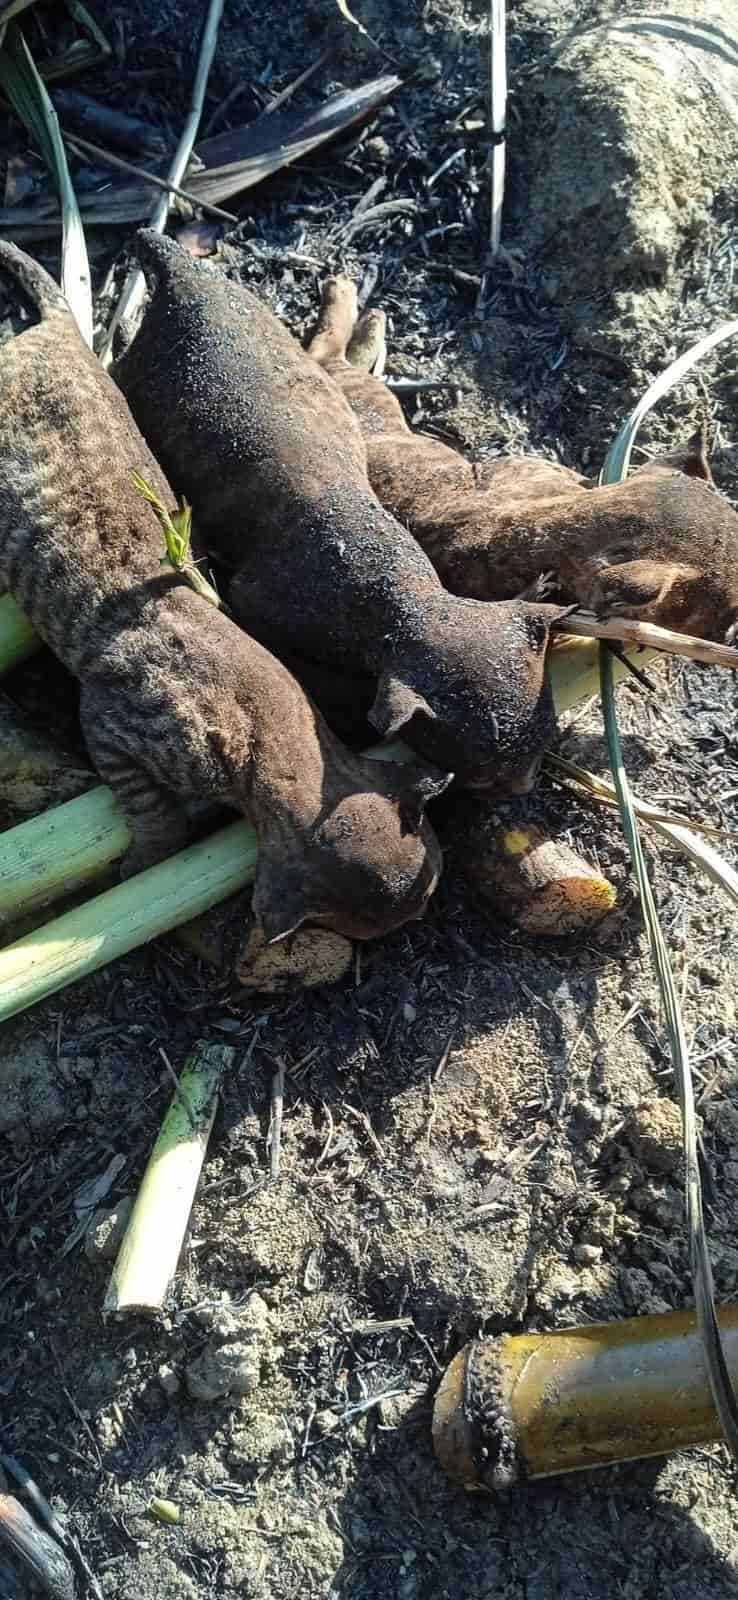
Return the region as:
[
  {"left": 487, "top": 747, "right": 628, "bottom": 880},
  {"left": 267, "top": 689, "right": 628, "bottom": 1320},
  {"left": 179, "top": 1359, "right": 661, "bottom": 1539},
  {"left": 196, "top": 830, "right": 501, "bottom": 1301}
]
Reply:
[
  {"left": 104, "top": 1039, "right": 234, "bottom": 1315},
  {"left": 0, "top": 818, "right": 257, "bottom": 1021}
]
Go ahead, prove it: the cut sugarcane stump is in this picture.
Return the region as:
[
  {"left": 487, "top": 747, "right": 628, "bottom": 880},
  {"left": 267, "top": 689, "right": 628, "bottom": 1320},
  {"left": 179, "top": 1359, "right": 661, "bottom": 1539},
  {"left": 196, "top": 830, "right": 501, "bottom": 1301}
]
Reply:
[
  {"left": 236, "top": 923, "right": 352, "bottom": 992},
  {"left": 432, "top": 1303, "right": 738, "bottom": 1488},
  {"left": 456, "top": 816, "right": 616, "bottom": 935},
  {"left": 0, "top": 693, "right": 92, "bottom": 818},
  {"left": 175, "top": 892, "right": 355, "bottom": 991}
]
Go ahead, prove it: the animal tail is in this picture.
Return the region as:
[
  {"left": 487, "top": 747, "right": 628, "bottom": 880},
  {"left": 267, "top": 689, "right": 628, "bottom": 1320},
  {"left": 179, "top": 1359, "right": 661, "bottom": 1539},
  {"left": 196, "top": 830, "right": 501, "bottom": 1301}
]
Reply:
[
  {"left": 0, "top": 240, "right": 70, "bottom": 321},
  {"left": 135, "top": 227, "right": 192, "bottom": 290}
]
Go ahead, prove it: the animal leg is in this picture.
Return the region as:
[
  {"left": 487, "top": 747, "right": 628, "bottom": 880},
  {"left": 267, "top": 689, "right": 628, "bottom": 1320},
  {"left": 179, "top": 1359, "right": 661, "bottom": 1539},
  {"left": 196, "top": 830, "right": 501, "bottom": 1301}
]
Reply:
[
  {"left": 307, "top": 276, "right": 359, "bottom": 366},
  {"left": 80, "top": 692, "right": 190, "bottom": 877},
  {"left": 346, "top": 308, "right": 387, "bottom": 377}
]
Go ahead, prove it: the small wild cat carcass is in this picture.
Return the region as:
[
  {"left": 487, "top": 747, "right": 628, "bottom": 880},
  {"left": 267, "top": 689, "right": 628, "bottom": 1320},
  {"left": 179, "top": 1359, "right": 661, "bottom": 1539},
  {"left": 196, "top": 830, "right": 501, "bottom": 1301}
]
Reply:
[
  {"left": 0, "top": 242, "right": 450, "bottom": 948},
  {"left": 114, "top": 230, "right": 568, "bottom": 797},
  {"left": 307, "top": 276, "right": 738, "bottom": 645}
]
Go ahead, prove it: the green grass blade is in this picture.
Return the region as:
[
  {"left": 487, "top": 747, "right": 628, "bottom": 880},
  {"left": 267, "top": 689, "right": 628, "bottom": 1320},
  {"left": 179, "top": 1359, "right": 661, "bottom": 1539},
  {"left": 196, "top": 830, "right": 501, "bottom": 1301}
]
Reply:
[
  {"left": 0, "top": 22, "right": 91, "bottom": 344},
  {"left": 601, "top": 318, "right": 738, "bottom": 486},
  {"left": 600, "top": 646, "right": 738, "bottom": 1460}
]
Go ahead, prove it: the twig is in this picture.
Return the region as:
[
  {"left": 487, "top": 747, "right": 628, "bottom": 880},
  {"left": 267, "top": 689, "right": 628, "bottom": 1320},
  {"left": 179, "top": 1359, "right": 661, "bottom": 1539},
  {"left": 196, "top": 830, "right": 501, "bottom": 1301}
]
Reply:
[
  {"left": 334, "top": 198, "right": 420, "bottom": 244},
  {"left": 64, "top": 131, "right": 237, "bottom": 223},
  {"left": 433, "top": 1029, "right": 455, "bottom": 1081},
  {"left": 99, "top": 0, "right": 224, "bottom": 366},
  {"left": 343, "top": 1102, "right": 383, "bottom": 1158},
  {"left": 158, "top": 1045, "right": 196, "bottom": 1130},
  {"left": 351, "top": 1316, "right": 414, "bottom": 1335},
  {"left": 554, "top": 610, "right": 738, "bottom": 670},
  {"left": 263, "top": 50, "right": 331, "bottom": 116},
  {"left": 489, "top": 0, "right": 506, "bottom": 258},
  {"left": 268, "top": 1058, "right": 286, "bottom": 1180},
  {"left": 315, "top": 1101, "right": 335, "bottom": 1170}
]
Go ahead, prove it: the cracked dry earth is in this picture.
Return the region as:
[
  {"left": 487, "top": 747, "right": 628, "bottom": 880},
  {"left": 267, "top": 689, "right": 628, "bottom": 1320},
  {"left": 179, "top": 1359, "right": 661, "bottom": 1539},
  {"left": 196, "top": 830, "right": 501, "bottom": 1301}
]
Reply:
[{"left": 4, "top": 0, "right": 738, "bottom": 1596}]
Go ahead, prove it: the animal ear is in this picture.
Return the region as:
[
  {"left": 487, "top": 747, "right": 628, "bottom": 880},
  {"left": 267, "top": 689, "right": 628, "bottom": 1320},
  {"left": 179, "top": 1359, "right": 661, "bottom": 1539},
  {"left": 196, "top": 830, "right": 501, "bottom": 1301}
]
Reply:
[
  {"left": 251, "top": 861, "right": 310, "bottom": 946},
  {"left": 647, "top": 424, "right": 714, "bottom": 485},
  {"left": 397, "top": 763, "right": 454, "bottom": 831},
  {"left": 369, "top": 672, "right": 435, "bottom": 737}
]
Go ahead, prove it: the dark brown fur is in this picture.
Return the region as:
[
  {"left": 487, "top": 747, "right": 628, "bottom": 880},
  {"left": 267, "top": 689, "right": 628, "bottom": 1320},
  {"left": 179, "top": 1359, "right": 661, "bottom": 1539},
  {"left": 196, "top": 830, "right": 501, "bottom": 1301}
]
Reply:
[
  {"left": 0, "top": 242, "right": 450, "bottom": 945},
  {"left": 113, "top": 231, "right": 567, "bottom": 794},
  {"left": 309, "top": 278, "right": 738, "bottom": 643}
]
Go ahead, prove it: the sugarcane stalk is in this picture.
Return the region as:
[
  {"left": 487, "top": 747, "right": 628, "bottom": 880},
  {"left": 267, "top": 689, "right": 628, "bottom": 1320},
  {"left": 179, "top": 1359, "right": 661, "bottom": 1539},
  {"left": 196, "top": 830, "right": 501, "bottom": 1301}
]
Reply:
[
  {"left": 547, "top": 635, "right": 658, "bottom": 710},
  {"left": 104, "top": 1039, "right": 234, "bottom": 1315},
  {"left": 456, "top": 816, "right": 616, "bottom": 934},
  {"left": 432, "top": 1303, "right": 738, "bottom": 1488},
  {"left": 0, "top": 819, "right": 257, "bottom": 1021},
  {"left": 0, "top": 594, "right": 41, "bottom": 672},
  {"left": 0, "top": 784, "right": 130, "bottom": 922}
]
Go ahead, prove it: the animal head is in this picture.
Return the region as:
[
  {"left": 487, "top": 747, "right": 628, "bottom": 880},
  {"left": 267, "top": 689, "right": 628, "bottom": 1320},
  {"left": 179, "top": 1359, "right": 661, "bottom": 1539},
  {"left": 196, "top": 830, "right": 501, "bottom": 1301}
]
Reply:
[
  {"left": 369, "top": 598, "right": 565, "bottom": 793},
  {"left": 251, "top": 758, "right": 452, "bottom": 943},
  {"left": 587, "top": 426, "right": 738, "bottom": 640}
]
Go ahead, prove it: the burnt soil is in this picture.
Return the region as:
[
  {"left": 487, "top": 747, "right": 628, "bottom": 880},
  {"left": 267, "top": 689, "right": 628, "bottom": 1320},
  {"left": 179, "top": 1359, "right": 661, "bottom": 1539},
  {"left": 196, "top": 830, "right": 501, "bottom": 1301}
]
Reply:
[{"left": 3, "top": 1, "right": 738, "bottom": 1597}]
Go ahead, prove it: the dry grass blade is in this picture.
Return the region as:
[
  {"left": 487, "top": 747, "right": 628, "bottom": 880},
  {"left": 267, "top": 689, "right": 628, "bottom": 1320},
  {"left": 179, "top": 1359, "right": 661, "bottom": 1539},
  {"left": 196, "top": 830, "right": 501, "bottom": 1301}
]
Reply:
[
  {"left": 0, "top": 75, "right": 403, "bottom": 235},
  {"left": 489, "top": 0, "right": 506, "bottom": 257},
  {"left": 0, "top": 0, "right": 38, "bottom": 24},
  {"left": 335, "top": 0, "right": 380, "bottom": 47},
  {"left": 600, "top": 647, "right": 738, "bottom": 1461},
  {"left": 546, "top": 753, "right": 738, "bottom": 844},
  {"left": 0, "top": 22, "right": 91, "bottom": 343},
  {"left": 269, "top": 1059, "right": 286, "bottom": 1181},
  {"left": 601, "top": 318, "right": 738, "bottom": 484},
  {"left": 99, "top": 0, "right": 224, "bottom": 365},
  {"left": 31, "top": 1, "right": 111, "bottom": 84},
  {"left": 64, "top": 131, "right": 237, "bottom": 223}
]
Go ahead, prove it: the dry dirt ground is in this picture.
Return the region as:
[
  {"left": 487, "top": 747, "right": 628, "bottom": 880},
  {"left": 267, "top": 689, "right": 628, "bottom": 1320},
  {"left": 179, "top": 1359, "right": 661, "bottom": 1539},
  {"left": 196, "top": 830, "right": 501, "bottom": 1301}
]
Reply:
[{"left": 3, "top": 1, "right": 738, "bottom": 1596}]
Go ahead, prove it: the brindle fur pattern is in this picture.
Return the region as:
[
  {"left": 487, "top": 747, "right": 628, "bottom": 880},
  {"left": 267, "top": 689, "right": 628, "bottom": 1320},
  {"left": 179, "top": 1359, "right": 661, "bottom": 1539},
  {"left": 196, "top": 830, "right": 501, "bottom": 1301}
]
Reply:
[
  {"left": 0, "top": 242, "right": 450, "bottom": 945},
  {"left": 114, "top": 231, "right": 567, "bottom": 793},
  {"left": 309, "top": 277, "right": 738, "bottom": 644}
]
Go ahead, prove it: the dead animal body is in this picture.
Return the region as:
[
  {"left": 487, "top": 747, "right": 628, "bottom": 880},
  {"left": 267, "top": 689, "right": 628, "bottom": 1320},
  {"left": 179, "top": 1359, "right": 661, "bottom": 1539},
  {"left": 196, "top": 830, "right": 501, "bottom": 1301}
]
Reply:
[
  {"left": 114, "top": 230, "right": 566, "bottom": 795},
  {"left": 312, "top": 277, "right": 738, "bottom": 644},
  {"left": 0, "top": 242, "right": 448, "bottom": 947}
]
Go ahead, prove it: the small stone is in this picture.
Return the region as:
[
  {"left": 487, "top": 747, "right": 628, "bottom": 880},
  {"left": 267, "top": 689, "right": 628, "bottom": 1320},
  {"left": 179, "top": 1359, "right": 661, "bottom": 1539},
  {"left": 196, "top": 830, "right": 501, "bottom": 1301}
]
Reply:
[
  {"left": 158, "top": 1364, "right": 181, "bottom": 1399},
  {"left": 314, "top": 1408, "right": 340, "bottom": 1436},
  {"left": 84, "top": 1197, "right": 134, "bottom": 1261},
  {"left": 365, "top": 136, "right": 390, "bottom": 162},
  {"left": 573, "top": 1243, "right": 602, "bottom": 1265},
  {"left": 622, "top": 1098, "right": 683, "bottom": 1174},
  {"left": 186, "top": 1340, "right": 261, "bottom": 1402},
  {"left": 241, "top": 1291, "right": 270, "bottom": 1334},
  {"left": 149, "top": 1497, "right": 180, "bottom": 1524},
  {"left": 619, "top": 1266, "right": 671, "bottom": 1316}
]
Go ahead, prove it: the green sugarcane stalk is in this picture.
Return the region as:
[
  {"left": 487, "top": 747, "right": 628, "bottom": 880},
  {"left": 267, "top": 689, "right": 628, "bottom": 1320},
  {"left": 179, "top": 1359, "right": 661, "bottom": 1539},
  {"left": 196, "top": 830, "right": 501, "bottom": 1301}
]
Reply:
[
  {"left": 0, "top": 594, "right": 41, "bottom": 672},
  {"left": 0, "top": 819, "right": 256, "bottom": 1021},
  {"left": 104, "top": 1038, "right": 234, "bottom": 1315}
]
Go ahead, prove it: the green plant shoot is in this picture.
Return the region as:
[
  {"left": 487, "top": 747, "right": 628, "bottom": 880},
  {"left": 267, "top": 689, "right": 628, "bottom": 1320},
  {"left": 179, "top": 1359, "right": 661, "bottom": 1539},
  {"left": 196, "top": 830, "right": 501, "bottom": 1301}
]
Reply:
[{"left": 130, "top": 471, "right": 221, "bottom": 609}]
